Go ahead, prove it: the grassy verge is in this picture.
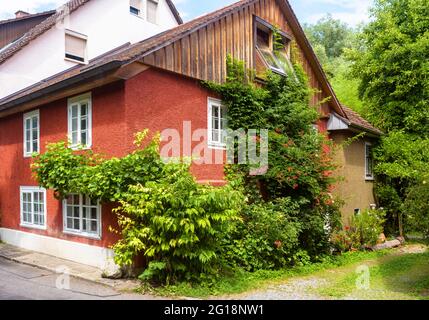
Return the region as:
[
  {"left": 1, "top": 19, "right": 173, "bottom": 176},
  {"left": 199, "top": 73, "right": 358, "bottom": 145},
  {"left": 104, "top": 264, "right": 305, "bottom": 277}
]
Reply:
[
  {"left": 316, "top": 250, "right": 429, "bottom": 300},
  {"left": 139, "top": 250, "right": 390, "bottom": 298}
]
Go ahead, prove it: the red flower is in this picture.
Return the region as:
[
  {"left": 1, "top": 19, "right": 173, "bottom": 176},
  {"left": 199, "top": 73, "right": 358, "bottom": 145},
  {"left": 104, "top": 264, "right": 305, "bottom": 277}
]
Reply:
[
  {"left": 293, "top": 184, "right": 299, "bottom": 190},
  {"left": 274, "top": 240, "right": 282, "bottom": 249}
]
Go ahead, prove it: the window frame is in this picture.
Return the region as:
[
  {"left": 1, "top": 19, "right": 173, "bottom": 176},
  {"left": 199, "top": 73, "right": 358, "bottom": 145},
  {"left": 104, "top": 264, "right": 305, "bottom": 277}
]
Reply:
[
  {"left": 23, "top": 109, "right": 40, "bottom": 158},
  {"left": 67, "top": 92, "right": 92, "bottom": 150},
  {"left": 365, "top": 142, "right": 375, "bottom": 181},
  {"left": 130, "top": 0, "right": 142, "bottom": 17},
  {"left": 64, "top": 30, "right": 88, "bottom": 65},
  {"left": 20, "top": 186, "right": 47, "bottom": 230},
  {"left": 254, "top": 16, "right": 292, "bottom": 76},
  {"left": 207, "top": 97, "right": 227, "bottom": 150},
  {"left": 62, "top": 194, "right": 102, "bottom": 240},
  {"left": 147, "top": 0, "right": 159, "bottom": 24}
]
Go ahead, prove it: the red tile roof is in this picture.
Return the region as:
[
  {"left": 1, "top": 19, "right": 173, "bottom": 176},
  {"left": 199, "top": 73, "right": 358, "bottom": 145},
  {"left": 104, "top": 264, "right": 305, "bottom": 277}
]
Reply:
[{"left": 341, "top": 105, "right": 383, "bottom": 136}]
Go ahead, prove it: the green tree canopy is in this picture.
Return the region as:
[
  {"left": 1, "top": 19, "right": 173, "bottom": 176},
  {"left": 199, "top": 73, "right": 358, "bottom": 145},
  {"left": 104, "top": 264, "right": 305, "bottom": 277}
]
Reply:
[{"left": 351, "top": 0, "right": 429, "bottom": 134}]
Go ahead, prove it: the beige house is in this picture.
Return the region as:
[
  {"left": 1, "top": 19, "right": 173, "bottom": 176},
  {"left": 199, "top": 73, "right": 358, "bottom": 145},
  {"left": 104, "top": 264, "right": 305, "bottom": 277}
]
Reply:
[{"left": 328, "top": 106, "right": 383, "bottom": 225}]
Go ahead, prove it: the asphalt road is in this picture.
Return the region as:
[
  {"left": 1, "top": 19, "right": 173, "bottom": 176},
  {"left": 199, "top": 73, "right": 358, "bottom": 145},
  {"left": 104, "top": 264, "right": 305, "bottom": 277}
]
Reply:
[{"left": 0, "top": 257, "right": 157, "bottom": 300}]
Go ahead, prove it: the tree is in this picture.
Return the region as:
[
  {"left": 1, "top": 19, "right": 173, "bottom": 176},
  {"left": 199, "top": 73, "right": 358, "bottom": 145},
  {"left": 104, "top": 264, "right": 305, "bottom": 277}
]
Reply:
[
  {"left": 304, "top": 14, "right": 354, "bottom": 59},
  {"left": 304, "top": 15, "right": 364, "bottom": 112},
  {"left": 351, "top": 0, "right": 429, "bottom": 236}
]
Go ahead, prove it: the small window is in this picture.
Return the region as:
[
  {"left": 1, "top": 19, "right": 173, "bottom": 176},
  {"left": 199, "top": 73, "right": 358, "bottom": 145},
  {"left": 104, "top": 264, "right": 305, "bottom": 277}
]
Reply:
[
  {"left": 20, "top": 186, "right": 47, "bottom": 230},
  {"left": 255, "top": 21, "right": 292, "bottom": 75},
  {"left": 147, "top": 0, "right": 158, "bottom": 24},
  {"left": 365, "top": 142, "right": 374, "bottom": 180},
  {"left": 208, "top": 98, "right": 227, "bottom": 148},
  {"left": 130, "top": 0, "right": 142, "bottom": 16},
  {"left": 63, "top": 194, "right": 101, "bottom": 239},
  {"left": 65, "top": 31, "right": 87, "bottom": 64},
  {"left": 68, "top": 93, "right": 92, "bottom": 149},
  {"left": 23, "top": 110, "right": 40, "bottom": 157}
]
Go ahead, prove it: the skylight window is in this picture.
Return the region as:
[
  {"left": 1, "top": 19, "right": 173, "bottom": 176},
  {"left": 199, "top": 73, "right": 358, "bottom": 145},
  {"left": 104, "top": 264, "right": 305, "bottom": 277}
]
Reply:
[{"left": 255, "top": 20, "right": 292, "bottom": 75}]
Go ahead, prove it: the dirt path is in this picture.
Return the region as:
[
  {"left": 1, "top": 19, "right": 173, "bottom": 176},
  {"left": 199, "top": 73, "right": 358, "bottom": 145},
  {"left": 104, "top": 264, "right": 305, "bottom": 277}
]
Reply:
[{"left": 219, "top": 244, "right": 428, "bottom": 300}]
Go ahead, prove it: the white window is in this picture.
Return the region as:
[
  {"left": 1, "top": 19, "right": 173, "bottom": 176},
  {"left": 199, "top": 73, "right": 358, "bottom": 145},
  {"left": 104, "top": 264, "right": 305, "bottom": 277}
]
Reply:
[
  {"left": 68, "top": 93, "right": 92, "bottom": 149},
  {"left": 23, "top": 110, "right": 40, "bottom": 157},
  {"left": 20, "top": 186, "right": 47, "bottom": 230},
  {"left": 365, "top": 142, "right": 374, "bottom": 180},
  {"left": 63, "top": 194, "right": 101, "bottom": 239},
  {"left": 130, "top": 0, "right": 142, "bottom": 16},
  {"left": 208, "top": 98, "right": 227, "bottom": 148},
  {"left": 65, "top": 30, "right": 87, "bottom": 64},
  {"left": 147, "top": 0, "right": 158, "bottom": 24}
]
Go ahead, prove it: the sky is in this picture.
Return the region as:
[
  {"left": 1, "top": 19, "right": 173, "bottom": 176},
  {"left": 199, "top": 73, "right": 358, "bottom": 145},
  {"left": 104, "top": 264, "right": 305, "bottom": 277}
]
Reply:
[{"left": 0, "top": 0, "right": 373, "bottom": 27}]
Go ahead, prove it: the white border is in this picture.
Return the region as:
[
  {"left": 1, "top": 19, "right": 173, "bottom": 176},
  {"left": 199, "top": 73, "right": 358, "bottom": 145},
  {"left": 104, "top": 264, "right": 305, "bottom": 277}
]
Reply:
[
  {"left": 207, "top": 97, "right": 227, "bottom": 150},
  {"left": 67, "top": 92, "right": 92, "bottom": 150},
  {"left": 62, "top": 195, "right": 102, "bottom": 240},
  {"left": 23, "top": 109, "right": 40, "bottom": 158},
  {"left": 365, "top": 142, "right": 375, "bottom": 181},
  {"left": 19, "top": 186, "right": 47, "bottom": 231}
]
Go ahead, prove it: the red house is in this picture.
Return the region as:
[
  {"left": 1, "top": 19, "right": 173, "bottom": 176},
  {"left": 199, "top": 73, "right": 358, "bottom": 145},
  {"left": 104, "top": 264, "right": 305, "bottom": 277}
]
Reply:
[{"left": 0, "top": 0, "right": 381, "bottom": 272}]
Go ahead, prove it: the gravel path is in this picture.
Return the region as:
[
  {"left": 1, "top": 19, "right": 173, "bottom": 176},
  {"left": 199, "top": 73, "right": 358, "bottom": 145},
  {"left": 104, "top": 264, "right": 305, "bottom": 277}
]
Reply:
[{"left": 219, "top": 244, "right": 428, "bottom": 301}]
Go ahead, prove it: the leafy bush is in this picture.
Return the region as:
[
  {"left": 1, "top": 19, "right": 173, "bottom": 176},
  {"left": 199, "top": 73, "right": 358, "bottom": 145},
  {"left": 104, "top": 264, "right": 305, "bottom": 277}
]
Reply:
[
  {"left": 33, "top": 131, "right": 244, "bottom": 284},
  {"left": 112, "top": 164, "right": 243, "bottom": 283},
  {"left": 221, "top": 198, "right": 302, "bottom": 271},
  {"left": 404, "top": 182, "right": 429, "bottom": 239},
  {"left": 331, "top": 209, "right": 386, "bottom": 252}
]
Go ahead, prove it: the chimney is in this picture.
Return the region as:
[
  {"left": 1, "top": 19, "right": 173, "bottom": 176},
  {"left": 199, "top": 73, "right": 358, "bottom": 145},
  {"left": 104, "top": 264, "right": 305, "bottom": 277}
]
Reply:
[{"left": 15, "top": 10, "right": 30, "bottom": 18}]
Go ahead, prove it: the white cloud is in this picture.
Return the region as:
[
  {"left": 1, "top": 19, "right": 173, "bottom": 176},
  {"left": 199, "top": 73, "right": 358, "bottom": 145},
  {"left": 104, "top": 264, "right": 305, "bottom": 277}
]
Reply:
[
  {"left": 0, "top": 0, "right": 65, "bottom": 19},
  {"left": 298, "top": 0, "right": 373, "bottom": 26}
]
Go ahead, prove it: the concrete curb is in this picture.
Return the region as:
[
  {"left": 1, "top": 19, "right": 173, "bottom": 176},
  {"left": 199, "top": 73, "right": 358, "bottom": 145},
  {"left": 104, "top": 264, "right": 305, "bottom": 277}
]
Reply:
[{"left": 0, "top": 243, "right": 140, "bottom": 292}]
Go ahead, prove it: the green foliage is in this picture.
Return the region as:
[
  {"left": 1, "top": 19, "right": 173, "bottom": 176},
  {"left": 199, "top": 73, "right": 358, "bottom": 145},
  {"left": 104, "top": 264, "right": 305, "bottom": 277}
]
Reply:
[
  {"left": 304, "top": 14, "right": 356, "bottom": 60},
  {"left": 32, "top": 131, "right": 244, "bottom": 284},
  {"left": 115, "top": 169, "right": 243, "bottom": 283},
  {"left": 331, "top": 209, "right": 386, "bottom": 252},
  {"left": 304, "top": 15, "right": 365, "bottom": 112},
  {"left": 350, "top": 0, "right": 429, "bottom": 237},
  {"left": 206, "top": 56, "right": 341, "bottom": 269},
  {"left": 404, "top": 182, "right": 429, "bottom": 239},
  {"left": 221, "top": 198, "right": 302, "bottom": 271},
  {"left": 351, "top": 0, "right": 429, "bottom": 134},
  {"left": 351, "top": 209, "right": 386, "bottom": 247}
]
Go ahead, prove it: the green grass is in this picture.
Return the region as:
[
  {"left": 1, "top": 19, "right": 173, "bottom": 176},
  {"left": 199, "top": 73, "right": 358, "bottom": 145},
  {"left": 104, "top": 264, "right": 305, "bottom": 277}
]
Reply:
[
  {"left": 316, "top": 250, "right": 429, "bottom": 300},
  {"left": 139, "top": 250, "right": 390, "bottom": 298}
]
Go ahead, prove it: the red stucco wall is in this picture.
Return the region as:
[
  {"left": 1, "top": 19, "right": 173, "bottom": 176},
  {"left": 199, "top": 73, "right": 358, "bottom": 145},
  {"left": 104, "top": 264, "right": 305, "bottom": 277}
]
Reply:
[{"left": 0, "top": 68, "right": 225, "bottom": 248}]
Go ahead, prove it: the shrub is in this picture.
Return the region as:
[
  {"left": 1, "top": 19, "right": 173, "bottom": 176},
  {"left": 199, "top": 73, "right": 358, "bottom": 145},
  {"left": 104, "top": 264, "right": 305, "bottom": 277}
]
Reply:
[
  {"left": 221, "top": 198, "right": 302, "bottom": 271},
  {"left": 351, "top": 209, "right": 386, "bottom": 247},
  {"left": 331, "top": 209, "right": 386, "bottom": 252},
  {"left": 113, "top": 164, "right": 244, "bottom": 284},
  {"left": 404, "top": 181, "right": 429, "bottom": 239}
]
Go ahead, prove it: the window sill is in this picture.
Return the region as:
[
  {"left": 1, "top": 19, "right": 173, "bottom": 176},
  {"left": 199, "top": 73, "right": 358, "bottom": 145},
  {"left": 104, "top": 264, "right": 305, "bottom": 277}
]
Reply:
[
  {"left": 63, "top": 230, "right": 101, "bottom": 240},
  {"left": 130, "top": 12, "right": 144, "bottom": 19},
  {"left": 208, "top": 144, "right": 227, "bottom": 150},
  {"left": 365, "top": 177, "right": 375, "bottom": 182},
  {"left": 65, "top": 57, "right": 88, "bottom": 65},
  {"left": 20, "top": 223, "right": 47, "bottom": 231},
  {"left": 70, "top": 145, "right": 92, "bottom": 151}
]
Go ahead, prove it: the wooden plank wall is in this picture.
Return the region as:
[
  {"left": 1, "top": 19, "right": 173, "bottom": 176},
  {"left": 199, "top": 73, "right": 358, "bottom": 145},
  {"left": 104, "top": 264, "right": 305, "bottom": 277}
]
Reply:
[{"left": 142, "top": 0, "right": 328, "bottom": 110}]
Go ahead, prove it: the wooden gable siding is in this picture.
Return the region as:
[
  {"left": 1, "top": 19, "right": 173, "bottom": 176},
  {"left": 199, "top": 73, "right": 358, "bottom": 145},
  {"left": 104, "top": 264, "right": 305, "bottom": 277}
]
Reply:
[{"left": 142, "top": 0, "right": 330, "bottom": 113}]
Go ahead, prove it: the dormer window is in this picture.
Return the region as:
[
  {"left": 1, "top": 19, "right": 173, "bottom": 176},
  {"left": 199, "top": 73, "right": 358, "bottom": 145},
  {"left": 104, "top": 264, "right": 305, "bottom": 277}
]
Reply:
[
  {"left": 130, "top": 0, "right": 142, "bottom": 16},
  {"left": 147, "top": 0, "right": 159, "bottom": 24},
  {"left": 65, "top": 30, "right": 87, "bottom": 64},
  {"left": 255, "top": 18, "right": 292, "bottom": 75}
]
